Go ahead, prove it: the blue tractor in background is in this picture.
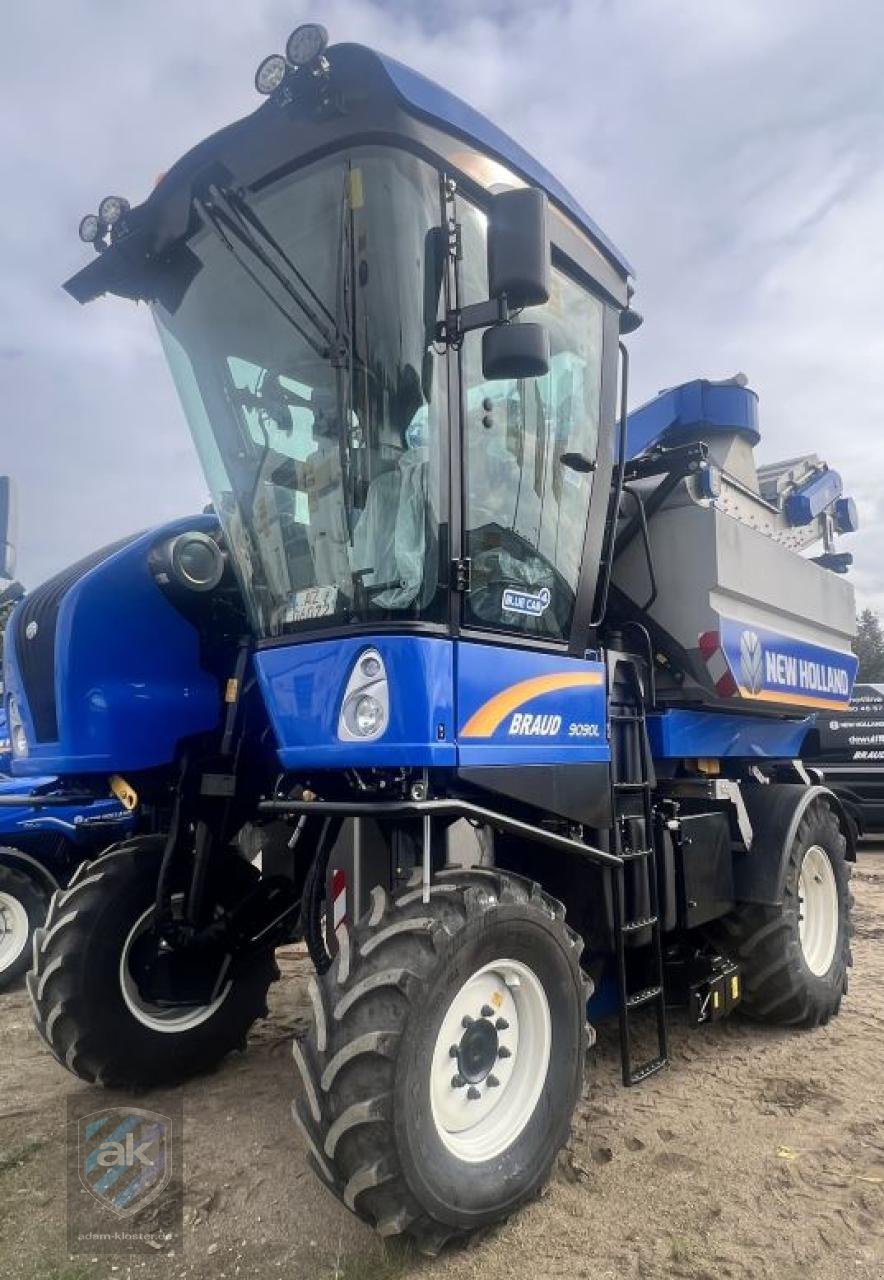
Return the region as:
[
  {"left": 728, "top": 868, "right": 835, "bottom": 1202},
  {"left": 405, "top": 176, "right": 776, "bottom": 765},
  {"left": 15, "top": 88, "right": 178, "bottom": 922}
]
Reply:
[
  {"left": 3, "top": 24, "right": 862, "bottom": 1252},
  {"left": 0, "top": 495, "right": 137, "bottom": 987},
  {"left": 0, "top": 485, "right": 135, "bottom": 988},
  {"left": 0, "top": 764, "right": 135, "bottom": 989}
]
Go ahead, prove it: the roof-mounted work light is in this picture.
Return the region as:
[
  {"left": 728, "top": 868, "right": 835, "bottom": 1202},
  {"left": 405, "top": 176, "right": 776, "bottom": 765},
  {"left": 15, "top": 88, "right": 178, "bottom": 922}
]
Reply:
[
  {"left": 254, "top": 23, "right": 330, "bottom": 100},
  {"left": 285, "top": 23, "right": 328, "bottom": 67},
  {"left": 255, "top": 53, "right": 289, "bottom": 96},
  {"left": 98, "top": 195, "right": 130, "bottom": 227},
  {"left": 78, "top": 214, "right": 100, "bottom": 244}
]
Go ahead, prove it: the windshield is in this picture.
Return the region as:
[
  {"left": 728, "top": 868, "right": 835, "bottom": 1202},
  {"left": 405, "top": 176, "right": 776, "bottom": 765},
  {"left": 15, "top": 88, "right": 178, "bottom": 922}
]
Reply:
[{"left": 154, "top": 148, "right": 448, "bottom": 637}]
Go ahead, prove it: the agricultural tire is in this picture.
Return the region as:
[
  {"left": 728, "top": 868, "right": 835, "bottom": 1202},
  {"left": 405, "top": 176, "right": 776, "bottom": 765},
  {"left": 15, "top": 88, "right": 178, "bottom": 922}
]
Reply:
[
  {"left": 707, "top": 798, "right": 851, "bottom": 1027},
  {"left": 28, "top": 835, "right": 278, "bottom": 1086},
  {"left": 293, "top": 867, "right": 592, "bottom": 1254}
]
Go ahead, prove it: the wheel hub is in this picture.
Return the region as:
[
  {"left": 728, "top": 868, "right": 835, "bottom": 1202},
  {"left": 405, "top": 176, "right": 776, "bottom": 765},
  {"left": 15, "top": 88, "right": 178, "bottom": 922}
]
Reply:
[
  {"left": 430, "top": 958, "right": 551, "bottom": 1164},
  {"left": 119, "top": 898, "right": 232, "bottom": 1033},
  {"left": 455, "top": 1016, "right": 500, "bottom": 1084}
]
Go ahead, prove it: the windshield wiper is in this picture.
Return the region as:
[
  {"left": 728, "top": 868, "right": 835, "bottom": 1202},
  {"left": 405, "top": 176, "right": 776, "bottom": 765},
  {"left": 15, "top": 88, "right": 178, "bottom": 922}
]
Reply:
[
  {"left": 195, "top": 180, "right": 361, "bottom": 554},
  {"left": 194, "top": 185, "right": 346, "bottom": 364}
]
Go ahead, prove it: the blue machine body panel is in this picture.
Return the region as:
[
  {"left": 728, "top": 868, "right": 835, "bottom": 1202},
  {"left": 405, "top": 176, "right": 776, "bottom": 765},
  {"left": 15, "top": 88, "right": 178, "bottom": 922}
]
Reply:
[
  {"left": 648, "top": 709, "right": 812, "bottom": 760},
  {"left": 254, "top": 637, "right": 611, "bottom": 771},
  {"left": 255, "top": 636, "right": 456, "bottom": 770},
  {"left": 4, "top": 515, "right": 222, "bottom": 776},
  {"left": 0, "top": 705, "right": 9, "bottom": 773},
  {"left": 455, "top": 642, "right": 608, "bottom": 766},
  {"left": 376, "top": 52, "right": 633, "bottom": 279},
  {"left": 784, "top": 469, "right": 843, "bottom": 527},
  {"left": 626, "top": 379, "right": 760, "bottom": 459},
  {"left": 258, "top": 633, "right": 827, "bottom": 770},
  {"left": 834, "top": 496, "right": 859, "bottom": 534}
]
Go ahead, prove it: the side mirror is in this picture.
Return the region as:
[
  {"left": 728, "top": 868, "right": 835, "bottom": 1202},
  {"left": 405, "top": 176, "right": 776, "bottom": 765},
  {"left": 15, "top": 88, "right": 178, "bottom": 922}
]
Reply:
[
  {"left": 487, "top": 188, "right": 550, "bottom": 308},
  {"left": 437, "top": 186, "right": 551, "bottom": 381},
  {"left": 0, "top": 477, "right": 16, "bottom": 580},
  {"left": 482, "top": 322, "right": 550, "bottom": 381}
]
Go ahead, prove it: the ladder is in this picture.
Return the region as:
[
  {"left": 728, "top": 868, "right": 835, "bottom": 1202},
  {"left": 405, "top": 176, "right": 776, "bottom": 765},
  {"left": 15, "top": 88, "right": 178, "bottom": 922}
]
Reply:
[{"left": 608, "top": 691, "right": 669, "bottom": 1086}]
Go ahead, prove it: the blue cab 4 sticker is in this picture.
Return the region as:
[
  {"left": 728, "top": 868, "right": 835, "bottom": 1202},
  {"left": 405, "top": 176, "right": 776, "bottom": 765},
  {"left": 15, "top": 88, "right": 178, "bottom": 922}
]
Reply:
[{"left": 502, "top": 586, "right": 551, "bottom": 617}]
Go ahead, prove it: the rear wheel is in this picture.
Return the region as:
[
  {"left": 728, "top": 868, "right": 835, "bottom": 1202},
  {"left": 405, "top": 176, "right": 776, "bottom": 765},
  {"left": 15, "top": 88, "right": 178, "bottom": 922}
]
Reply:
[
  {"left": 293, "top": 868, "right": 591, "bottom": 1253},
  {"left": 0, "top": 859, "right": 49, "bottom": 990},
  {"left": 708, "top": 799, "right": 851, "bottom": 1026},
  {"left": 28, "top": 837, "right": 278, "bottom": 1086}
]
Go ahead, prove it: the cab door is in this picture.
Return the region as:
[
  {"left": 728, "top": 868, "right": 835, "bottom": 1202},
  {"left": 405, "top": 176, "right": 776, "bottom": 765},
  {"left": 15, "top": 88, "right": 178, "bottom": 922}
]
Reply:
[{"left": 453, "top": 193, "right": 615, "bottom": 650}]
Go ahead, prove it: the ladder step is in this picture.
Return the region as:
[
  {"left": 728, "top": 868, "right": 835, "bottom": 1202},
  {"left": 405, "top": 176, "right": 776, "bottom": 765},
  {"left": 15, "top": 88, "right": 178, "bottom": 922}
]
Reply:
[
  {"left": 626, "top": 984, "right": 663, "bottom": 1009},
  {"left": 622, "top": 915, "right": 658, "bottom": 933},
  {"left": 628, "top": 1056, "right": 667, "bottom": 1085},
  {"left": 613, "top": 781, "right": 651, "bottom": 793}
]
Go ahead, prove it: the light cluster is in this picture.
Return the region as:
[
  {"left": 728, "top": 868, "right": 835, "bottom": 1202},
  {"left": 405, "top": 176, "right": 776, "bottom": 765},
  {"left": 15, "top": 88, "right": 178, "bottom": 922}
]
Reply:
[
  {"left": 254, "top": 23, "right": 329, "bottom": 96},
  {"left": 77, "top": 195, "right": 131, "bottom": 250}
]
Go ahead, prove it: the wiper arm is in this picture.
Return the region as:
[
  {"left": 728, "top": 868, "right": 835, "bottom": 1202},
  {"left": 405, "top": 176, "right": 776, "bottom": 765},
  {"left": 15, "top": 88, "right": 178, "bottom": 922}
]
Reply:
[
  {"left": 194, "top": 188, "right": 343, "bottom": 363},
  {"left": 217, "top": 186, "right": 339, "bottom": 339}
]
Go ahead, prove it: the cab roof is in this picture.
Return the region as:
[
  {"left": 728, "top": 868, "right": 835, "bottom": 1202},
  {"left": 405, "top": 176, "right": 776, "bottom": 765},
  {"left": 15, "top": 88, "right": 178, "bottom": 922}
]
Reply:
[
  {"left": 65, "top": 41, "right": 633, "bottom": 304},
  {"left": 374, "top": 50, "right": 634, "bottom": 279}
]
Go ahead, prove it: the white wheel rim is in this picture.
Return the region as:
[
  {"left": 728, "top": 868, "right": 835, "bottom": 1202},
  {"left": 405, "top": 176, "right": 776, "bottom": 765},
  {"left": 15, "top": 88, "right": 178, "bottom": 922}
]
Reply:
[
  {"left": 798, "top": 845, "right": 839, "bottom": 977},
  {"left": 0, "top": 890, "right": 29, "bottom": 973},
  {"left": 119, "top": 898, "right": 232, "bottom": 1033},
  {"left": 430, "top": 958, "right": 551, "bottom": 1164}
]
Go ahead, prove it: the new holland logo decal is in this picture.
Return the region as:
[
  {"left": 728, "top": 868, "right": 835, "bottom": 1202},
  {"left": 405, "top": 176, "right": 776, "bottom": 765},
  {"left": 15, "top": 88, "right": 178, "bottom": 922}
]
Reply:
[
  {"left": 739, "top": 630, "right": 764, "bottom": 695},
  {"left": 707, "top": 618, "right": 857, "bottom": 710}
]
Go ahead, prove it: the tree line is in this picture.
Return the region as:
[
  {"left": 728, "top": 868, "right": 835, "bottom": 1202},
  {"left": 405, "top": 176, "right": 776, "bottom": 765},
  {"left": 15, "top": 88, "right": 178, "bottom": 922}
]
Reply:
[{"left": 855, "top": 608, "right": 884, "bottom": 683}]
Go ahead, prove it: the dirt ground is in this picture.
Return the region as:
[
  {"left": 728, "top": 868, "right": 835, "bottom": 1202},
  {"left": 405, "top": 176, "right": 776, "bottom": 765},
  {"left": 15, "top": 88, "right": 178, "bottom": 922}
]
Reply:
[{"left": 2, "top": 852, "right": 883, "bottom": 1280}]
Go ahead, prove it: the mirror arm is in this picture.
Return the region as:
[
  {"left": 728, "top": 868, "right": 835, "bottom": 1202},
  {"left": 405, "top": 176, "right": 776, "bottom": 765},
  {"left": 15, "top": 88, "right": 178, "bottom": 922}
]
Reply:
[{"left": 436, "top": 295, "right": 509, "bottom": 345}]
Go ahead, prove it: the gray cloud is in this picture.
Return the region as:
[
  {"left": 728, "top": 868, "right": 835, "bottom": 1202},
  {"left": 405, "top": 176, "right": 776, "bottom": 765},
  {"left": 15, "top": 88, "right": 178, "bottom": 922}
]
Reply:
[{"left": 2, "top": 0, "right": 882, "bottom": 608}]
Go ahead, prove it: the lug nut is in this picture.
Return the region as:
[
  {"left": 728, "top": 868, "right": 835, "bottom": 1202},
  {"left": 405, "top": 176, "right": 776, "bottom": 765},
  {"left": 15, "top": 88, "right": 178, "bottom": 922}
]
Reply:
[
  {"left": 497, "top": 1046, "right": 512, "bottom": 1059},
  {"left": 451, "top": 1074, "right": 466, "bottom": 1089},
  {"left": 486, "top": 1074, "right": 500, "bottom": 1088},
  {"left": 467, "top": 1086, "right": 481, "bottom": 1100},
  {"left": 495, "top": 1017, "right": 509, "bottom": 1031},
  {"left": 449, "top": 1044, "right": 459, "bottom": 1058},
  {"left": 480, "top": 1004, "right": 494, "bottom": 1018}
]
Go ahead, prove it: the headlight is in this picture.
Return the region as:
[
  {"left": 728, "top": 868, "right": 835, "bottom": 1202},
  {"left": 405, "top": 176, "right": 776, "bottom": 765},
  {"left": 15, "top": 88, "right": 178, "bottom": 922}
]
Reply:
[
  {"left": 169, "top": 531, "right": 225, "bottom": 592},
  {"left": 338, "top": 649, "right": 389, "bottom": 741},
  {"left": 354, "top": 695, "right": 383, "bottom": 736},
  {"left": 8, "top": 697, "right": 28, "bottom": 759}
]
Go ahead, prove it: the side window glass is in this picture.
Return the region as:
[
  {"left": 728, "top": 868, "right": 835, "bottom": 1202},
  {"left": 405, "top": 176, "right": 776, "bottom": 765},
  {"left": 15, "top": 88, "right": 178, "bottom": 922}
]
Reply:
[{"left": 459, "top": 202, "right": 605, "bottom": 641}]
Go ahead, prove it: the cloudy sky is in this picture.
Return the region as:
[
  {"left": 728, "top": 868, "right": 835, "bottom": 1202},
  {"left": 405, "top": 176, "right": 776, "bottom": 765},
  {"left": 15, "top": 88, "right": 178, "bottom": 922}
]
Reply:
[{"left": 2, "top": 1, "right": 883, "bottom": 609}]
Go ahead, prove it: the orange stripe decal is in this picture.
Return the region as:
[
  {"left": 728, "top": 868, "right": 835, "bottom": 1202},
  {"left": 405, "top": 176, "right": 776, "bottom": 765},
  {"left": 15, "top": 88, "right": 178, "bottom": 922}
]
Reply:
[
  {"left": 735, "top": 685, "right": 852, "bottom": 711},
  {"left": 460, "top": 672, "right": 604, "bottom": 738}
]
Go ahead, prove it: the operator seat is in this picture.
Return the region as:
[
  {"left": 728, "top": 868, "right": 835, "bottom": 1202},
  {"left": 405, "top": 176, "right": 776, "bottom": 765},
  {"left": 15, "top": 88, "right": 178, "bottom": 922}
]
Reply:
[{"left": 350, "top": 424, "right": 434, "bottom": 611}]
